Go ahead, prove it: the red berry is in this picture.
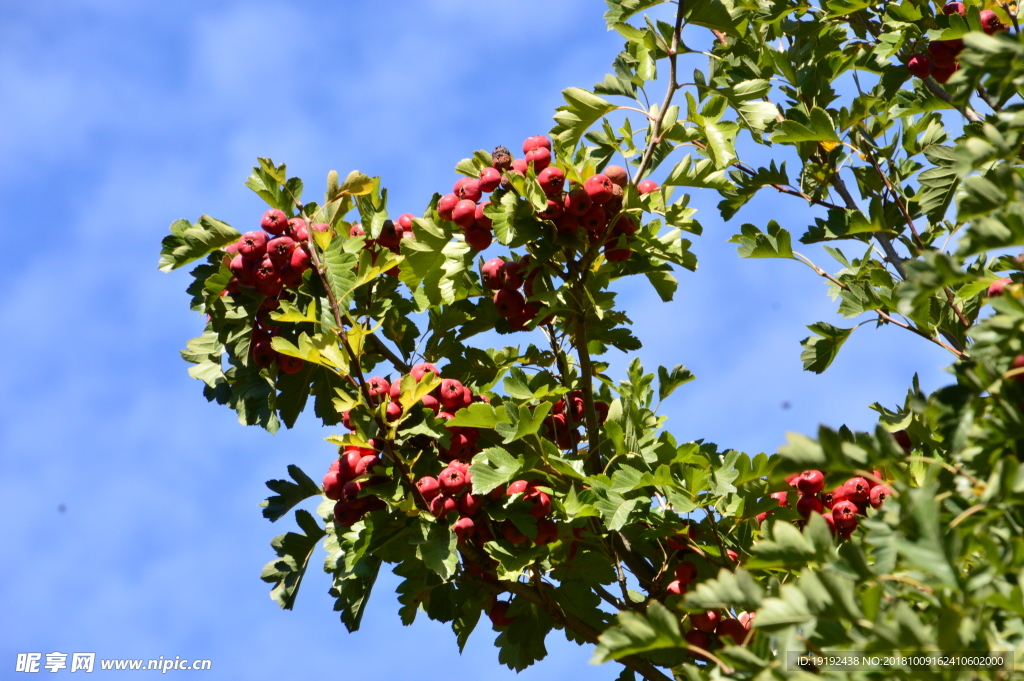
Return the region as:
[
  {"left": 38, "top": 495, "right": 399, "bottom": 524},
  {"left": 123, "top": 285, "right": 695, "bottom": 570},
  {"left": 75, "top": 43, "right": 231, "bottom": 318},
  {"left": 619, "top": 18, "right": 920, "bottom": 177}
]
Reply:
[
  {"left": 458, "top": 493, "right": 484, "bottom": 517},
  {"left": 822, "top": 511, "right": 837, "bottom": 535},
  {"left": 832, "top": 500, "right": 859, "bottom": 527},
  {"left": 717, "top": 618, "right": 747, "bottom": 645},
  {"left": 465, "top": 224, "right": 492, "bottom": 251},
  {"left": 439, "top": 379, "right": 465, "bottom": 409},
  {"left": 525, "top": 147, "right": 551, "bottom": 171},
  {"left": 385, "top": 401, "right": 402, "bottom": 422},
  {"left": 277, "top": 354, "right": 304, "bottom": 374},
  {"left": 451, "top": 200, "right": 477, "bottom": 229},
  {"left": 988, "top": 278, "right": 1012, "bottom": 298},
  {"left": 366, "top": 376, "right": 390, "bottom": 403},
  {"left": 499, "top": 260, "right": 524, "bottom": 289},
  {"left": 684, "top": 629, "right": 712, "bottom": 653},
  {"left": 323, "top": 470, "right": 345, "bottom": 500},
  {"left": 691, "top": 610, "right": 719, "bottom": 633},
  {"left": 796, "top": 493, "right": 824, "bottom": 518},
  {"left": 932, "top": 62, "right": 959, "bottom": 84},
  {"left": 528, "top": 491, "right": 552, "bottom": 519},
  {"left": 980, "top": 9, "right": 1006, "bottom": 34},
  {"left": 604, "top": 165, "right": 628, "bottom": 187},
  {"left": 488, "top": 600, "right": 515, "bottom": 627},
  {"left": 534, "top": 518, "right": 559, "bottom": 545},
  {"left": 537, "top": 166, "right": 565, "bottom": 195},
  {"left": 666, "top": 580, "right": 687, "bottom": 596},
  {"left": 770, "top": 490, "right": 790, "bottom": 508},
  {"left": 429, "top": 494, "right": 458, "bottom": 519},
  {"left": 501, "top": 520, "right": 528, "bottom": 544},
  {"left": 354, "top": 455, "right": 380, "bottom": 477},
  {"left": 239, "top": 231, "right": 268, "bottom": 260},
  {"left": 539, "top": 198, "right": 563, "bottom": 220},
  {"left": 261, "top": 209, "right": 289, "bottom": 235},
  {"left": 474, "top": 202, "right": 492, "bottom": 230},
  {"left": 453, "top": 516, "right": 476, "bottom": 542},
  {"left": 674, "top": 561, "right": 698, "bottom": 584},
  {"left": 563, "top": 188, "right": 592, "bottom": 216},
  {"left": 397, "top": 213, "right": 415, "bottom": 230},
  {"left": 869, "top": 484, "right": 891, "bottom": 509},
  {"left": 523, "top": 135, "right": 551, "bottom": 153},
  {"left": 943, "top": 2, "right": 965, "bottom": 15},
  {"left": 411, "top": 363, "right": 440, "bottom": 381},
  {"left": 289, "top": 246, "right": 311, "bottom": 271},
  {"left": 349, "top": 223, "right": 365, "bottom": 238},
  {"left": 438, "top": 194, "right": 459, "bottom": 222},
  {"left": 821, "top": 486, "right": 847, "bottom": 509},
  {"left": 581, "top": 205, "right": 608, "bottom": 233},
  {"left": 478, "top": 167, "right": 501, "bottom": 193},
  {"left": 415, "top": 476, "right": 440, "bottom": 502},
  {"left": 439, "top": 467, "right": 467, "bottom": 496},
  {"left": 333, "top": 500, "right": 362, "bottom": 527},
  {"left": 844, "top": 477, "right": 871, "bottom": 502},
  {"left": 928, "top": 41, "right": 957, "bottom": 70},
  {"left": 510, "top": 158, "right": 528, "bottom": 176},
  {"left": 420, "top": 394, "right": 441, "bottom": 414},
  {"left": 796, "top": 470, "right": 825, "bottom": 494},
  {"left": 481, "top": 258, "right": 505, "bottom": 290},
  {"left": 584, "top": 174, "right": 614, "bottom": 204},
  {"left": 893, "top": 429, "right": 912, "bottom": 453},
  {"left": 454, "top": 177, "right": 483, "bottom": 202},
  {"left": 637, "top": 179, "right": 659, "bottom": 194}
]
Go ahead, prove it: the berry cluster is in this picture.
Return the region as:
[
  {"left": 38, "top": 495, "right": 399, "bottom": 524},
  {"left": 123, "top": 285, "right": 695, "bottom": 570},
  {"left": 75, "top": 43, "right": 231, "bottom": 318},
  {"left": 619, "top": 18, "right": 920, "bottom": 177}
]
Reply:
[
  {"left": 906, "top": 4, "right": 1007, "bottom": 83},
  {"left": 758, "top": 469, "right": 892, "bottom": 539},
  {"left": 683, "top": 610, "right": 756, "bottom": 652},
  {"left": 348, "top": 212, "right": 416, "bottom": 277},
  {"left": 323, "top": 443, "right": 387, "bottom": 527},
  {"left": 480, "top": 256, "right": 546, "bottom": 329},
  {"left": 223, "top": 209, "right": 318, "bottom": 372},
  {"left": 542, "top": 390, "right": 609, "bottom": 450}
]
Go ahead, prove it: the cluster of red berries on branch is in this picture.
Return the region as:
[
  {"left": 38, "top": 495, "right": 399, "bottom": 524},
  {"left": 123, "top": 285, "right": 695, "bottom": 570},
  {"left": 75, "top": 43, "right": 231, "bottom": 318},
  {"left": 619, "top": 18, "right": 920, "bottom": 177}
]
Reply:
[
  {"left": 347, "top": 212, "right": 416, "bottom": 277},
  {"left": 324, "top": 443, "right": 387, "bottom": 527},
  {"left": 222, "top": 210, "right": 318, "bottom": 373},
  {"left": 906, "top": 4, "right": 1008, "bottom": 83},
  {"left": 683, "top": 610, "right": 756, "bottom": 654},
  {"left": 542, "top": 390, "right": 609, "bottom": 450},
  {"left": 758, "top": 469, "right": 892, "bottom": 539}
]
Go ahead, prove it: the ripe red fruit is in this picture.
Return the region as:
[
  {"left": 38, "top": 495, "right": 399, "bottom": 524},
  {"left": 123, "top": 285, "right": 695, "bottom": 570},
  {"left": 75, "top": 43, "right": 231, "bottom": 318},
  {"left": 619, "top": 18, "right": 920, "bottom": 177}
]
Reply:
[
  {"left": 584, "top": 174, "right": 614, "bottom": 204},
  {"left": 252, "top": 342, "right": 276, "bottom": 368},
  {"left": 604, "top": 165, "right": 628, "bottom": 187},
  {"left": 454, "top": 177, "right": 483, "bottom": 202},
  {"left": 488, "top": 600, "right": 515, "bottom": 627},
  {"left": 349, "top": 223, "right": 365, "bottom": 238},
  {"left": 377, "top": 220, "right": 403, "bottom": 250},
  {"left": 439, "top": 467, "right": 467, "bottom": 495},
  {"left": 523, "top": 135, "right": 552, "bottom": 153},
  {"left": 385, "top": 401, "right": 402, "bottom": 422},
  {"left": 458, "top": 493, "right": 484, "bottom": 517},
  {"left": 821, "top": 486, "right": 847, "bottom": 509},
  {"left": 397, "top": 213, "right": 415, "bottom": 230},
  {"left": 738, "top": 611, "right": 755, "bottom": 629},
  {"left": 537, "top": 166, "right": 565, "bottom": 195},
  {"left": 822, "top": 511, "right": 837, "bottom": 535},
  {"left": 563, "top": 188, "right": 593, "bottom": 216},
  {"left": 277, "top": 354, "right": 304, "bottom": 374},
  {"left": 453, "top": 516, "right": 476, "bottom": 542},
  {"left": 869, "top": 484, "right": 891, "bottom": 509},
  {"left": 341, "top": 480, "right": 366, "bottom": 508},
  {"left": 438, "top": 193, "right": 459, "bottom": 222},
  {"left": 450, "top": 200, "right": 476, "bottom": 229},
  {"left": 604, "top": 242, "right": 632, "bottom": 262},
  {"left": 510, "top": 158, "right": 528, "bottom": 176},
  {"left": 499, "top": 260, "right": 524, "bottom": 289},
  {"left": 465, "top": 225, "right": 493, "bottom": 251},
  {"left": 1011, "top": 354, "right": 1024, "bottom": 382},
  {"left": 478, "top": 167, "right": 501, "bottom": 193},
  {"left": 534, "top": 518, "right": 559, "bottom": 545},
  {"left": 796, "top": 493, "right": 824, "bottom": 518},
  {"left": 539, "top": 198, "right": 563, "bottom": 220},
  {"left": 494, "top": 288, "right": 526, "bottom": 318},
  {"left": 289, "top": 219, "right": 310, "bottom": 241},
  {"left": 439, "top": 379, "right": 465, "bottom": 409},
  {"left": 832, "top": 500, "right": 859, "bottom": 527},
  {"left": 637, "top": 179, "right": 659, "bottom": 194},
  {"left": 507, "top": 479, "right": 532, "bottom": 496},
  {"left": 581, "top": 205, "right": 608, "bottom": 233},
  {"left": 261, "top": 209, "right": 289, "bottom": 235},
  {"left": 717, "top": 618, "right": 747, "bottom": 645},
  {"left": 691, "top": 610, "right": 719, "bottom": 633},
  {"left": 989, "top": 278, "right": 1012, "bottom": 297},
  {"left": 674, "top": 561, "right": 698, "bottom": 584},
  {"left": 333, "top": 500, "right": 362, "bottom": 527},
  {"left": 726, "top": 549, "right": 739, "bottom": 563},
  {"left": 411, "top": 362, "right": 440, "bottom": 382},
  {"left": 415, "top": 476, "right": 440, "bottom": 502},
  {"left": 354, "top": 455, "right": 380, "bottom": 477},
  {"left": 457, "top": 385, "right": 474, "bottom": 409},
  {"left": 229, "top": 254, "right": 255, "bottom": 285},
  {"left": 366, "top": 376, "right": 390, "bottom": 403},
  {"left": 501, "top": 520, "right": 528, "bottom": 544},
  {"left": 529, "top": 491, "right": 552, "bottom": 519},
  {"left": 666, "top": 580, "right": 687, "bottom": 596},
  {"left": 844, "top": 477, "right": 871, "bottom": 502},
  {"left": 289, "top": 246, "right": 311, "bottom": 271},
  {"left": 323, "top": 470, "right": 345, "bottom": 500},
  {"left": 525, "top": 147, "right": 551, "bottom": 171},
  {"left": 928, "top": 41, "right": 957, "bottom": 70},
  {"left": 337, "top": 449, "right": 364, "bottom": 479},
  {"left": 311, "top": 222, "right": 330, "bottom": 234},
  {"left": 594, "top": 401, "right": 610, "bottom": 423},
  {"left": 239, "top": 231, "right": 269, "bottom": 260},
  {"left": 943, "top": 1, "right": 965, "bottom": 15},
  {"left": 770, "top": 490, "right": 790, "bottom": 508},
  {"left": 474, "top": 202, "right": 492, "bottom": 230},
  {"left": 684, "top": 629, "right": 712, "bottom": 653},
  {"left": 796, "top": 470, "right": 825, "bottom": 494},
  {"left": 932, "top": 63, "right": 959, "bottom": 84},
  {"left": 555, "top": 214, "right": 580, "bottom": 237},
  {"left": 420, "top": 394, "right": 441, "bottom": 414},
  {"left": 980, "top": 9, "right": 1006, "bottom": 34},
  {"left": 481, "top": 258, "right": 505, "bottom": 289},
  {"left": 429, "top": 494, "right": 458, "bottom": 519},
  {"left": 893, "top": 429, "right": 912, "bottom": 453}
]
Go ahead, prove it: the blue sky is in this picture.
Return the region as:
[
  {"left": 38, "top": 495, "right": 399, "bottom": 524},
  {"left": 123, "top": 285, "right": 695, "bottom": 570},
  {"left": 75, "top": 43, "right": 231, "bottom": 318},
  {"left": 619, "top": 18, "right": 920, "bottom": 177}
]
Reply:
[{"left": 0, "top": 1, "right": 955, "bottom": 679}]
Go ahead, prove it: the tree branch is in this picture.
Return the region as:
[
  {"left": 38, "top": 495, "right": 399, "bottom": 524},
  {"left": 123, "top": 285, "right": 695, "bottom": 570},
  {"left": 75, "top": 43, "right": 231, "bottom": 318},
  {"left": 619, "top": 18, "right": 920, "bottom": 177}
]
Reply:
[{"left": 633, "top": 1, "right": 685, "bottom": 182}]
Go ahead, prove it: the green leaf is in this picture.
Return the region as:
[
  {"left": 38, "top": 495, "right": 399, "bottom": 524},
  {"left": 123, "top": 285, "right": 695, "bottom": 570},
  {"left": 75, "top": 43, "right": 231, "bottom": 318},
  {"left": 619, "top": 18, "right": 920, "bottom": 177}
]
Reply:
[
  {"left": 645, "top": 270, "right": 678, "bottom": 302},
  {"left": 663, "top": 154, "right": 733, "bottom": 189},
  {"left": 260, "top": 465, "right": 322, "bottom": 522},
  {"left": 338, "top": 170, "right": 375, "bottom": 196},
  {"left": 825, "top": 0, "right": 873, "bottom": 17},
  {"left": 770, "top": 108, "right": 840, "bottom": 144},
  {"left": 470, "top": 447, "right": 523, "bottom": 495},
  {"left": 799, "top": 322, "right": 853, "bottom": 374},
  {"left": 728, "top": 221, "right": 794, "bottom": 259},
  {"left": 746, "top": 521, "right": 819, "bottom": 569},
  {"left": 683, "top": 568, "right": 765, "bottom": 612},
  {"left": 331, "top": 556, "right": 381, "bottom": 633},
  {"left": 657, "top": 365, "right": 695, "bottom": 402},
  {"left": 321, "top": 237, "right": 360, "bottom": 308},
  {"left": 260, "top": 509, "right": 326, "bottom": 610},
  {"left": 158, "top": 216, "right": 240, "bottom": 272},
  {"left": 447, "top": 402, "right": 501, "bottom": 429},
  {"left": 591, "top": 601, "right": 684, "bottom": 664},
  {"left": 683, "top": 0, "right": 744, "bottom": 38},
  {"left": 414, "top": 519, "right": 458, "bottom": 580},
  {"left": 551, "top": 88, "right": 617, "bottom": 152}
]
